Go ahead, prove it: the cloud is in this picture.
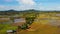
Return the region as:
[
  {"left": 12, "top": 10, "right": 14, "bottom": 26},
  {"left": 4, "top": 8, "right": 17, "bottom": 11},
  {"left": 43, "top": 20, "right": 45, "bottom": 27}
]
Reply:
[
  {"left": 0, "top": 0, "right": 36, "bottom": 11},
  {"left": 13, "top": 0, "right": 36, "bottom": 10},
  {"left": 1, "top": 4, "right": 60, "bottom": 11},
  {"left": 0, "top": 5, "right": 10, "bottom": 10},
  {"left": 33, "top": 3, "right": 60, "bottom": 11},
  {"left": 16, "top": 0, "right": 36, "bottom": 5},
  {"left": 0, "top": 0, "right": 60, "bottom": 11},
  {"left": 0, "top": 5, "right": 35, "bottom": 11},
  {"left": 38, "top": 6, "right": 60, "bottom": 11}
]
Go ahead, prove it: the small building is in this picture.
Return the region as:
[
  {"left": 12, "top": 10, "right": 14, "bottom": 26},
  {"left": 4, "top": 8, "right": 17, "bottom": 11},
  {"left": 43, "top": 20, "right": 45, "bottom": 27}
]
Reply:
[
  {"left": 7, "top": 30, "right": 13, "bottom": 34},
  {"left": 7, "top": 30, "right": 16, "bottom": 34}
]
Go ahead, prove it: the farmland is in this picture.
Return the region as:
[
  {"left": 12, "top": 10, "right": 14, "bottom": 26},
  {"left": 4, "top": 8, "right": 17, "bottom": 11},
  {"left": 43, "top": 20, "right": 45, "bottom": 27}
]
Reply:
[
  {"left": 17, "top": 11, "right": 60, "bottom": 34},
  {"left": 0, "top": 10, "right": 60, "bottom": 34}
]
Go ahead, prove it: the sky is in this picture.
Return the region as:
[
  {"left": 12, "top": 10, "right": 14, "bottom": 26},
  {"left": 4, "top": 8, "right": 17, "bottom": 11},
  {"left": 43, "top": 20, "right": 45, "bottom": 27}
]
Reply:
[{"left": 0, "top": 0, "right": 60, "bottom": 11}]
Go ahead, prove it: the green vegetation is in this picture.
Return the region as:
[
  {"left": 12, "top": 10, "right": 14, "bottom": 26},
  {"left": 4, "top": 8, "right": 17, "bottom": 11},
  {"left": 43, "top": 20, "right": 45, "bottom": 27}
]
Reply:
[
  {"left": 26, "top": 17, "right": 35, "bottom": 25},
  {"left": 20, "top": 23, "right": 28, "bottom": 30},
  {"left": 0, "top": 24, "right": 17, "bottom": 34}
]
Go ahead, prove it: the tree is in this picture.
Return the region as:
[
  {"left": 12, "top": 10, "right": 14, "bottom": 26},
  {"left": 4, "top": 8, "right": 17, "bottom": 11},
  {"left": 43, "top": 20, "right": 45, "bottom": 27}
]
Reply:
[
  {"left": 20, "top": 23, "right": 28, "bottom": 30},
  {"left": 26, "top": 17, "right": 35, "bottom": 25}
]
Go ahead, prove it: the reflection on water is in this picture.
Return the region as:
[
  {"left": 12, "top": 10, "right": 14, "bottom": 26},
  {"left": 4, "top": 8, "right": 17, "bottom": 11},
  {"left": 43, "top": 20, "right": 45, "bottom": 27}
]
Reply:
[{"left": 14, "top": 18, "right": 26, "bottom": 23}]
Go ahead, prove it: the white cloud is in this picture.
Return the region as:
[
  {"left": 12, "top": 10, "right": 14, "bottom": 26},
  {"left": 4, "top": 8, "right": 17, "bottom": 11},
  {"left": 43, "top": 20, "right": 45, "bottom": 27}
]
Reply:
[
  {"left": 30, "top": 1, "right": 60, "bottom": 10},
  {"left": 1, "top": 4, "right": 60, "bottom": 11},
  {"left": 34, "top": 3, "right": 60, "bottom": 11},
  {"left": 10, "top": 0, "right": 36, "bottom": 10},
  {"left": 0, "top": 0, "right": 60, "bottom": 11},
  {"left": 0, "top": 5, "right": 35, "bottom": 11},
  {"left": 16, "top": 0, "right": 36, "bottom": 5},
  {"left": 0, "top": 5, "right": 10, "bottom": 10}
]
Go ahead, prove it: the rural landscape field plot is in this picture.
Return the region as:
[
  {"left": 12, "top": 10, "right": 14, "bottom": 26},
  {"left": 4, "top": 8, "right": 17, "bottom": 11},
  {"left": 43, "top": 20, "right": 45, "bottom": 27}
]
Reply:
[
  {"left": 0, "top": 10, "right": 60, "bottom": 34},
  {"left": 17, "top": 12, "right": 60, "bottom": 34},
  {"left": 0, "top": 0, "right": 60, "bottom": 34}
]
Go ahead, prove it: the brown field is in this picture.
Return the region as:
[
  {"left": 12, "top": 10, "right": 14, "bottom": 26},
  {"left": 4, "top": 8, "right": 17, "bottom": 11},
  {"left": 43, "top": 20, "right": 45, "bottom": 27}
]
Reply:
[
  {"left": 18, "top": 23, "right": 60, "bottom": 34},
  {"left": 17, "top": 12, "right": 60, "bottom": 34}
]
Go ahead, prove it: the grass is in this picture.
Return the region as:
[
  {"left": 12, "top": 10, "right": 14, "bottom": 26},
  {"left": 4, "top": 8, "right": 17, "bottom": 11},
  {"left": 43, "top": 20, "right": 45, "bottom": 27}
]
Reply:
[{"left": 0, "top": 24, "right": 17, "bottom": 34}]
